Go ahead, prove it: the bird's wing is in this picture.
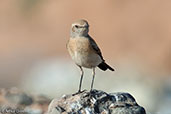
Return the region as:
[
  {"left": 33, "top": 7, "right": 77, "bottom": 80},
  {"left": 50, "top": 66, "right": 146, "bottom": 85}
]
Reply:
[{"left": 88, "top": 35, "right": 104, "bottom": 61}]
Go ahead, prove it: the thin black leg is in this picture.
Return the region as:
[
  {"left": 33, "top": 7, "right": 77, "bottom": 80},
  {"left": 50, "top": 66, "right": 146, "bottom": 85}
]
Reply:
[
  {"left": 78, "top": 66, "right": 84, "bottom": 92},
  {"left": 90, "top": 68, "right": 95, "bottom": 91}
]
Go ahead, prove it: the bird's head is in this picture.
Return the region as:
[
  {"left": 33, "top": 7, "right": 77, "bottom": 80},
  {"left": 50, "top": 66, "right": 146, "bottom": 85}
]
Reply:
[{"left": 71, "top": 19, "right": 89, "bottom": 37}]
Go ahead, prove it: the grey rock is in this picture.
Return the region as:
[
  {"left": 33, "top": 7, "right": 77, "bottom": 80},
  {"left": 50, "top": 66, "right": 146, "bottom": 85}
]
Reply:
[
  {"left": 5, "top": 91, "right": 33, "bottom": 106},
  {"left": 48, "top": 89, "right": 146, "bottom": 114}
]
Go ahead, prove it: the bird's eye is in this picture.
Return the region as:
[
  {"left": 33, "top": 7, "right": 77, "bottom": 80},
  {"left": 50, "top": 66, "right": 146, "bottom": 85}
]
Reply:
[{"left": 75, "top": 25, "right": 79, "bottom": 28}]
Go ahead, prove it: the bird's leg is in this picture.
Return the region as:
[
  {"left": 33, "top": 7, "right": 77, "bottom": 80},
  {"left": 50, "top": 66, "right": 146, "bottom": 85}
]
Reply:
[
  {"left": 78, "top": 66, "right": 84, "bottom": 93},
  {"left": 72, "top": 66, "right": 85, "bottom": 96},
  {"left": 90, "top": 68, "right": 95, "bottom": 92}
]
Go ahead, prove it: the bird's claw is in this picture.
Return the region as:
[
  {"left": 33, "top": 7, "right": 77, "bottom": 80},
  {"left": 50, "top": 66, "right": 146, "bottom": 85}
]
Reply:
[{"left": 72, "top": 89, "right": 86, "bottom": 96}]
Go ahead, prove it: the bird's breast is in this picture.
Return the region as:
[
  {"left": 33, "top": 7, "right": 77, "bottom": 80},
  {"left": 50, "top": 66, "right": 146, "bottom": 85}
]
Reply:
[
  {"left": 68, "top": 37, "right": 91, "bottom": 55},
  {"left": 67, "top": 37, "right": 102, "bottom": 68}
]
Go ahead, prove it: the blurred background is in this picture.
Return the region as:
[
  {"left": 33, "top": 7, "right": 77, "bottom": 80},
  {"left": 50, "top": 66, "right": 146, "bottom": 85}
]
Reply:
[{"left": 0, "top": 0, "right": 171, "bottom": 113}]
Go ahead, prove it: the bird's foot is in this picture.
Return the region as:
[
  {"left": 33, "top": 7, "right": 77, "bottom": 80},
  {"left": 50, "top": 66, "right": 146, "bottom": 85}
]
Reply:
[
  {"left": 72, "top": 89, "right": 86, "bottom": 96},
  {"left": 87, "top": 89, "right": 95, "bottom": 99}
]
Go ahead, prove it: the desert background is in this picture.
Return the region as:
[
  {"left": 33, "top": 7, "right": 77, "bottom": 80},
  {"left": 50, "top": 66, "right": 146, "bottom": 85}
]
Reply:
[{"left": 0, "top": 0, "right": 171, "bottom": 113}]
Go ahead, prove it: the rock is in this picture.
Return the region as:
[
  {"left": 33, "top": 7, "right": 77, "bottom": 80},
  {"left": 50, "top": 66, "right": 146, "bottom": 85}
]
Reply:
[
  {"left": 0, "top": 88, "right": 51, "bottom": 114},
  {"left": 48, "top": 90, "right": 146, "bottom": 114},
  {"left": 4, "top": 87, "right": 33, "bottom": 105}
]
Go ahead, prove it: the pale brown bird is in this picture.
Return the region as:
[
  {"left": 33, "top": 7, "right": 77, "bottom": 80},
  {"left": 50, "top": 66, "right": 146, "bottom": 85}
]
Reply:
[{"left": 67, "top": 19, "right": 114, "bottom": 92}]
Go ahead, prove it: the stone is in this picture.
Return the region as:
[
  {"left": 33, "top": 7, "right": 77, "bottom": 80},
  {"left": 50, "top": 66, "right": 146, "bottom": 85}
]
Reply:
[
  {"left": 48, "top": 89, "right": 146, "bottom": 114},
  {"left": 0, "top": 88, "right": 51, "bottom": 114},
  {"left": 4, "top": 88, "right": 33, "bottom": 105}
]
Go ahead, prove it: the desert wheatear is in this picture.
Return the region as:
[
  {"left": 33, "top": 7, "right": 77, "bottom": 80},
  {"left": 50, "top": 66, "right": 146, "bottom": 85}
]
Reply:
[{"left": 67, "top": 19, "right": 114, "bottom": 92}]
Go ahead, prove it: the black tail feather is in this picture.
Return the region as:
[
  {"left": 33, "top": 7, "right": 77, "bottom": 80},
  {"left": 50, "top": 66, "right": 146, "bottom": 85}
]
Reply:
[{"left": 98, "top": 62, "right": 114, "bottom": 71}]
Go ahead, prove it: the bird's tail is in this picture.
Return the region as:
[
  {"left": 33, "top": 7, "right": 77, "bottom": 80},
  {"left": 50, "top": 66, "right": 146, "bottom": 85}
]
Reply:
[{"left": 98, "top": 62, "right": 114, "bottom": 71}]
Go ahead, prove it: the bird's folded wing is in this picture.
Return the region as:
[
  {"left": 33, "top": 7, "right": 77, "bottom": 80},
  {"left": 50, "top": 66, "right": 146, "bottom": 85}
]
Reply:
[{"left": 88, "top": 35, "right": 104, "bottom": 61}]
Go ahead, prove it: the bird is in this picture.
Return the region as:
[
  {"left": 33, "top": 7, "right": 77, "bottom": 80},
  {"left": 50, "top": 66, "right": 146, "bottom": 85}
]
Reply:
[{"left": 67, "top": 19, "right": 114, "bottom": 93}]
